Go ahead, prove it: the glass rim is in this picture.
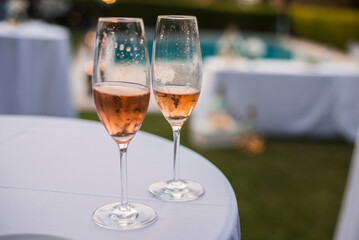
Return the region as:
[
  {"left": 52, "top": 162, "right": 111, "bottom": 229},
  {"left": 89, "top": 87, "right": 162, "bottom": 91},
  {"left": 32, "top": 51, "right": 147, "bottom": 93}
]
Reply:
[
  {"left": 98, "top": 17, "right": 144, "bottom": 23},
  {"left": 158, "top": 15, "right": 197, "bottom": 20}
]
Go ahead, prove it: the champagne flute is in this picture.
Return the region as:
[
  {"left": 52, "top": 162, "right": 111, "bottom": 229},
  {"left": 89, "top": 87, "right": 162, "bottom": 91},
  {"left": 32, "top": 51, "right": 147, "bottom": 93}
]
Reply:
[
  {"left": 149, "top": 15, "right": 204, "bottom": 201},
  {"left": 92, "top": 17, "right": 156, "bottom": 230}
]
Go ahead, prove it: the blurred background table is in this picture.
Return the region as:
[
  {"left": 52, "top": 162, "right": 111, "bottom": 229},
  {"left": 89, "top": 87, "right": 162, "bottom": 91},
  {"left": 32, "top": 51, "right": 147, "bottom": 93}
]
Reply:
[
  {"left": 0, "top": 115, "right": 240, "bottom": 240},
  {"left": 0, "top": 21, "right": 74, "bottom": 117},
  {"left": 192, "top": 57, "right": 359, "bottom": 148}
]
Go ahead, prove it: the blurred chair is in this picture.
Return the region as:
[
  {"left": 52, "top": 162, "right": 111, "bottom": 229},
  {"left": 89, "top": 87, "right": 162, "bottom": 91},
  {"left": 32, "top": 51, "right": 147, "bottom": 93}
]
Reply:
[{"left": 334, "top": 131, "right": 359, "bottom": 240}]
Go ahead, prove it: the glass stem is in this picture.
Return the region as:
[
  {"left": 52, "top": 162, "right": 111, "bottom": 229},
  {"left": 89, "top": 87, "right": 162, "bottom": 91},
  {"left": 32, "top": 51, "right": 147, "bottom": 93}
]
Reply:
[
  {"left": 118, "top": 143, "right": 129, "bottom": 209},
  {"left": 172, "top": 126, "right": 181, "bottom": 182}
]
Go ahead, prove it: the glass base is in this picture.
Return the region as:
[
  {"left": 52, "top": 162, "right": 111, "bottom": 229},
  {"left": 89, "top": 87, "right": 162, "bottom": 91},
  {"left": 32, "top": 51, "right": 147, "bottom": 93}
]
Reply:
[
  {"left": 92, "top": 202, "right": 156, "bottom": 230},
  {"left": 149, "top": 179, "right": 204, "bottom": 201}
]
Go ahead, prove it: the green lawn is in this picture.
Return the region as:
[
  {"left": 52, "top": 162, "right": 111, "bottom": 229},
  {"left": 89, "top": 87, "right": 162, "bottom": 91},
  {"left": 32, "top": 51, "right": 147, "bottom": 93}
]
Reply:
[{"left": 80, "top": 111, "right": 353, "bottom": 240}]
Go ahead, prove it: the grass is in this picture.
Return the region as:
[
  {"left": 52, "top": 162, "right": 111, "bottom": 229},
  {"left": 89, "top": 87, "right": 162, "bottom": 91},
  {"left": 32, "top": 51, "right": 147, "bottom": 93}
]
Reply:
[{"left": 80, "top": 111, "right": 353, "bottom": 240}]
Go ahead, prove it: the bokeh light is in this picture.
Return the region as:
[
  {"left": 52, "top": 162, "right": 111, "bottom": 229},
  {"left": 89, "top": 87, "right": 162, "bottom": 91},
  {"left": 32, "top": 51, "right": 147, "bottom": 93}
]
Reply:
[{"left": 101, "top": 0, "right": 117, "bottom": 4}]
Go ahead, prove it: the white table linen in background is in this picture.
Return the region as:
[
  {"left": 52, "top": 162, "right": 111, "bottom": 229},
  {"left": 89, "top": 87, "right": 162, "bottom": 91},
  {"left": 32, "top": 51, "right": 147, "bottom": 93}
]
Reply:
[
  {"left": 0, "top": 116, "right": 240, "bottom": 240},
  {"left": 193, "top": 57, "right": 359, "bottom": 142},
  {"left": 0, "top": 21, "right": 74, "bottom": 117},
  {"left": 334, "top": 130, "right": 359, "bottom": 240}
]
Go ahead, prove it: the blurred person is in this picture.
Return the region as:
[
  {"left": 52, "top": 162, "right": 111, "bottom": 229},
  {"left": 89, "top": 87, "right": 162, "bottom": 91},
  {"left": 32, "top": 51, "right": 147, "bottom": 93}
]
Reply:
[
  {"left": 216, "top": 24, "right": 246, "bottom": 58},
  {"left": 5, "top": 0, "right": 29, "bottom": 23},
  {"left": 272, "top": 0, "right": 291, "bottom": 35}
]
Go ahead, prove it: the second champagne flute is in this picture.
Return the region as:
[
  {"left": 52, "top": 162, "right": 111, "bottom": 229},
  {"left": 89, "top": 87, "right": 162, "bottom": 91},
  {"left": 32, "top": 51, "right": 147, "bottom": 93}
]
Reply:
[{"left": 149, "top": 15, "right": 205, "bottom": 201}]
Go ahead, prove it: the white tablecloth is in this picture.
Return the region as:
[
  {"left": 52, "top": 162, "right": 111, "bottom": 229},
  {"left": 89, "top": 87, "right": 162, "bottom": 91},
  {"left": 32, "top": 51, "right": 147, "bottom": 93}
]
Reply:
[
  {"left": 0, "top": 21, "right": 74, "bottom": 117},
  {"left": 334, "top": 130, "right": 359, "bottom": 240},
  {"left": 0, "top": 115, "right": 240, "bottom": 240},
  {"left": 192, "top": 57, "right": 359, "bottom": 142}
]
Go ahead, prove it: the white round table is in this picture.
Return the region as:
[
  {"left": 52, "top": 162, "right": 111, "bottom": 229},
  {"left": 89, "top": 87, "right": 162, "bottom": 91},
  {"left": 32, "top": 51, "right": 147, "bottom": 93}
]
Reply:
[
  {"left": 0, "top": 21, "right": 74, "bottom": 117},
  {"left": 0, "top": 115, "right": 240, "bottom": 240}
]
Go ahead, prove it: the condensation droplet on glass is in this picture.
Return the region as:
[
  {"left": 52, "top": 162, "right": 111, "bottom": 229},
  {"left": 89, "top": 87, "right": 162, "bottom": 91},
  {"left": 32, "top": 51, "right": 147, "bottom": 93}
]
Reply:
[
  {"left": 114, "top": 42, "right": 118, "bottom": 48},
  {"left": 126, "top": 46, "right": 131, "bottom": 52},
  {"left": 139, "top": 39, "right": 144, "bottom": 44},
  {"left": 119, "top": 44, "right": 124, "bottom": 51},
  {"left": 130, "top": 37, "right": 134, "bottom": 42},
  {"left": 134, "top": 47, "right": 137, "bottom": 51}
]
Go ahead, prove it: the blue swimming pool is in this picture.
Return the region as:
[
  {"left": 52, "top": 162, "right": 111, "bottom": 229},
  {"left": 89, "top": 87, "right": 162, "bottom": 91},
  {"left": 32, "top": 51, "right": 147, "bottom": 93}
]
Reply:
[{"left": 147, "top": 30, "right": 293, "bottom": 60}]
